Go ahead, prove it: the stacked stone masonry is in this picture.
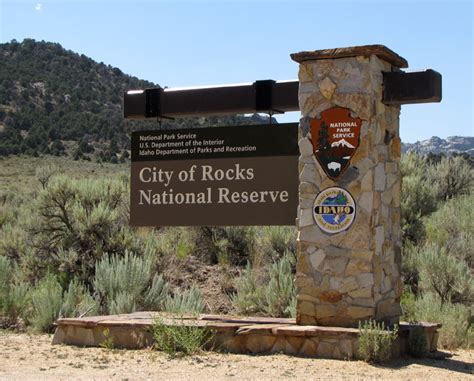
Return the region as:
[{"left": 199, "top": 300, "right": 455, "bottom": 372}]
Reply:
[
  {"left": 293, "top": 48, "right": 404, "bottom": 327},
  {"left": 53, "top": 313, "right": 441, "bottom": 359}
]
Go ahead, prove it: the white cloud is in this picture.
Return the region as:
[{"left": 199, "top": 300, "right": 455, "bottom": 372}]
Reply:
[{"left": 34, "top": 3, "right": 43, "bottom": 11}]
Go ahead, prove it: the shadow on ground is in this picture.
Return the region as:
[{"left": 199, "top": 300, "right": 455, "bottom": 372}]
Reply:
[{"left": 373, "top": 351, "right": 473, "bottom": 376}]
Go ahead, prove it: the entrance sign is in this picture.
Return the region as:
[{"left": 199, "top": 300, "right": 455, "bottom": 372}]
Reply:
[
  {"left": 130, "top": 124, "right": 298, "bottom": 226},
  {"left": 310, "top": 107, "right": 361, "bottom": 180},
  {"left": 313, "top": 187, "right": 356, "bottom": 234},
  {"left": 123, "top": 44, "right": 442, "bottom": 331}
]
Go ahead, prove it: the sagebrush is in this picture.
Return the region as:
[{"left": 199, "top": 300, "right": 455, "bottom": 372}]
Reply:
[
  {"left": 152, "top": 315, "right": 213, "bottom": 357},
  {"left": 358, "top": 320, "right": 398, "bottom": 363}
]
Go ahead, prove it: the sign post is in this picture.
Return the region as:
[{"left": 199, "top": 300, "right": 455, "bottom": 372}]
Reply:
[
  {"left": 291, "top": 45, "right": 406, "bottom": 327},
  {"left": 123, "top": 44, "right": 441, "bottom": 330}
]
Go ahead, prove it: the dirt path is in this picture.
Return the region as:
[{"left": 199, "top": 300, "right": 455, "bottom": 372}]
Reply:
[{"left": 0, "top": 331, "right": 472, "bottom": 380}]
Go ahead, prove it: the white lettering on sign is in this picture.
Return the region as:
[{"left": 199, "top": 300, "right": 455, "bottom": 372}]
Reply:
[
  {"left": 329, "top": 122, "right": 357, "bottom": 128},
  {"left": 137, "top": 164, "right": 290, "bottom": 206},
  {"left": 332, "top": 132, "right": 355, "bottom": 139},
  {"left": 217, "top": 188, "right": 289, "bottom": 204},
  {"left": 201, "top": 164, "right": 254, "bottom": 181},
  {"left": 139, "top": 167, "right": 174, "bottom": 187},
  {"left": 139, "top": 188, "right": 212, "bottom": 205}
]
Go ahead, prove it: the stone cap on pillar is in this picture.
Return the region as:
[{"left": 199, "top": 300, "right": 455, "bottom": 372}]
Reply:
[{"left": 290, "top": 44, "right": 408, "bottom": 68}]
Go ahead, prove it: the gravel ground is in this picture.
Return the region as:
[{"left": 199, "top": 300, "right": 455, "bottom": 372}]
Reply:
[{"left": 0, "top": 331, "right": 473, "bottom": 380}]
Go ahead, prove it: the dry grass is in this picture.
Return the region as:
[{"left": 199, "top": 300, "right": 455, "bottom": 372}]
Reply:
[{"left": 0, "top": 155, "right": 127, "bottom": 194}]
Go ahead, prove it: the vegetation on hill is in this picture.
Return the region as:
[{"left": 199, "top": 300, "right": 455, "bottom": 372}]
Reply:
[
  {"left": 0, "top": 39, "right": 268, "bottom": 161},
  {"left": 0, "top": 39, "right": 156, "bottom": 158}
]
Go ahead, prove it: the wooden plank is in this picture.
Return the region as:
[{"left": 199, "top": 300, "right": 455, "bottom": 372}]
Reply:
[
  {"left": 124, "top": 80, "right": 300, "bottom": 119},
  {"left": 383, "top": 69, "right": 442, "bottom": 105},
  {"left": 291, "top": 44, "right": 409, "bottom": 68},
  {"left": 125, "top": 70, "right": 441, "bottom": 120}
]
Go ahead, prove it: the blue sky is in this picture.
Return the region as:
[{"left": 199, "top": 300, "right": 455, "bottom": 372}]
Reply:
[{"left": 0, "top": 0, "right": 472, "bottom": 142}]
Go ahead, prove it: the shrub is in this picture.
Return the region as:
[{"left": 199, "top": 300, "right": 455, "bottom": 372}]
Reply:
[
  {"left": 4, "top": 282, "right": 30, "bottom": 327},
  {"left": 412, "top": 292, "right": 472, "bottom": 349},
  {"left": 100, "top": 327, "right": 115, "bottom": 350},
  {"left": 400, "top": 286, "right": 416, "bottom": 322},
  {"left": 155, "top": 228, "right": 196, "bottom": 262},
  {"left": 0, "top": 223, "right": 27, "bottom": 262},
  {"left": 424, "top": 193, "right": 474, "bottom": 267},
  {"left": 29, "top": 274, "right": 98, "bottom": 332},
  {"left": 400, "top": 152, "right": 427, "bottom": 178},
  {"left": 429, "top": 156, "right": 473, "bottom": 200},
  {"left": 30, "top": 175, "right": 137, "bottom": 284},
  {"left": 0, "top": 256, "right": 30, "bottom": 327},
  {"left": 232, "top": 252, "right": 296, "bottom": 318},
  {"left": 255, "top": 226, "right": 297, "bottom": 265},
  {"left": 193, "top": 227, "right": 257, "bottom": 266},
  {"left": 61, "top": 278, "right": 99, "bottom": 318},
  {"left": 0, "top": 203, "right": 16, "bottom": 229},
  {"left": 264, "top": 251, "right": 296, "bottom": 318},
  {"left": 93, "top": 251, "right": 169, "bottom": 314},
  {"left": 152, "top": 315, "right": 212, "bottom": 357},
  {"left": 417, "top": 244, "right": 473, "bottom": 304},
  {"left": 109, "top": 292, "right": 136, "bottom": 315},
  {"left": 94, "top": 251, "right": 151, "bottom": 309},
  {"left": 144, "top": 274, "right": 171, "bottom": 310},
  {"left": 358, "top": 320, "right": 398, "bottom": 363},
  {"left": 223, "top": 227, "right": 256, "bottom": 266},
  {"left": 140, "top": 230, "right": 162, "bottom": 260},
  {"left": 30, "top": 274, "right": 63, "bottom": 332},
  {"left": 35, "top": 164, "right": 58, "bottom": 189},
  {"left": 401, "top": 242, "right": 420, "bottom": 293},
  {"left": 400, "top": 154, "right": 438, "bottom": 243},
  {"left": 190, "top": 227, "right": 218, "bottom": 264},
  {"left": 1, "top": 256, "right": 12, "bottom": 306},
  {"left": 164, "top": 286, "right": 205, "bottom": 315},
  {"left": 231, "top": 263, "right": 265, "bottom": 315},
  {"left": 210, "top": 230, "right": 229, "bottom": 266}
]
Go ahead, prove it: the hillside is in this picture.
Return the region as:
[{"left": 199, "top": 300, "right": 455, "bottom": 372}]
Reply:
[
  {"left": 0, "top": 39, "right": 158, "bottom": 158},
  {"left": 0, "top": 39, "right": 269, "bottom": 161},
  {"left": 402, "top": 136, "right": 474, "bottom": 156}
]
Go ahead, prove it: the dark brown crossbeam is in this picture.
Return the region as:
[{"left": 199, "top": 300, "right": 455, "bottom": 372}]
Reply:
[
  {"left": 383, "top": 69, "right": 442, "bottom": 105},
  {"left": 124, "top": 80, "right": 299, "bottom": 119},
  {"left": 124, "top": 72, "right": 441, "bottom": 119}
]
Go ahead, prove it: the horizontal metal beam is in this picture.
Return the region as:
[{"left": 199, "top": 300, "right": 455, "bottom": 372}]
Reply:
[
  {"left": 383, "top": 69, "right": 442, "bottom": 105},
  {"left": 124, "top": 71, "right": 442, "bottom": 119},
  {"left": 124, "top": 80, "right": 299, "bottom": 119}
]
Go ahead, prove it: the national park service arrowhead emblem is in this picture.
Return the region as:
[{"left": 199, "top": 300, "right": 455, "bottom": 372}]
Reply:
[{"left": 310, "top": 107, "right": 362, "bottom": 180}]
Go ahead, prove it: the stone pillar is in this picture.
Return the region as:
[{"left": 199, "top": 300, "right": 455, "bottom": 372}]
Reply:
[{"left": 291, "top": 45, "right": 407, "bottom": 327}]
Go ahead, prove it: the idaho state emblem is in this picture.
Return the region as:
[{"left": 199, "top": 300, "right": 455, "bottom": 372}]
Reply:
[
  {"left": 313, "top": 187, "right": 356, "bottom": 234},
  {"left": 310, "top": 107, "right": 362, "bottom": 180}
]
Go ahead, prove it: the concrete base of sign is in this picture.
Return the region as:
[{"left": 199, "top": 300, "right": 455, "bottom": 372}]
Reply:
[{"left": 53, "top": 312, "right": 441, "bottom": 359}]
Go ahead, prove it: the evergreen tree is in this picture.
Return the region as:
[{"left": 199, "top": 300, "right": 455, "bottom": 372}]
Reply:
[{"left": 317, "top": 122, "right": 329, "bottom": 150}]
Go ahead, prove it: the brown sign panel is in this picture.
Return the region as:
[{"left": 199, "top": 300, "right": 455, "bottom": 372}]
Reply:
[
  {"left": 310, "top": 107, "right": 362, "bottom": 180},
  {"left": 130, "top": 124, "right": 298, "bottom": 226}
]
